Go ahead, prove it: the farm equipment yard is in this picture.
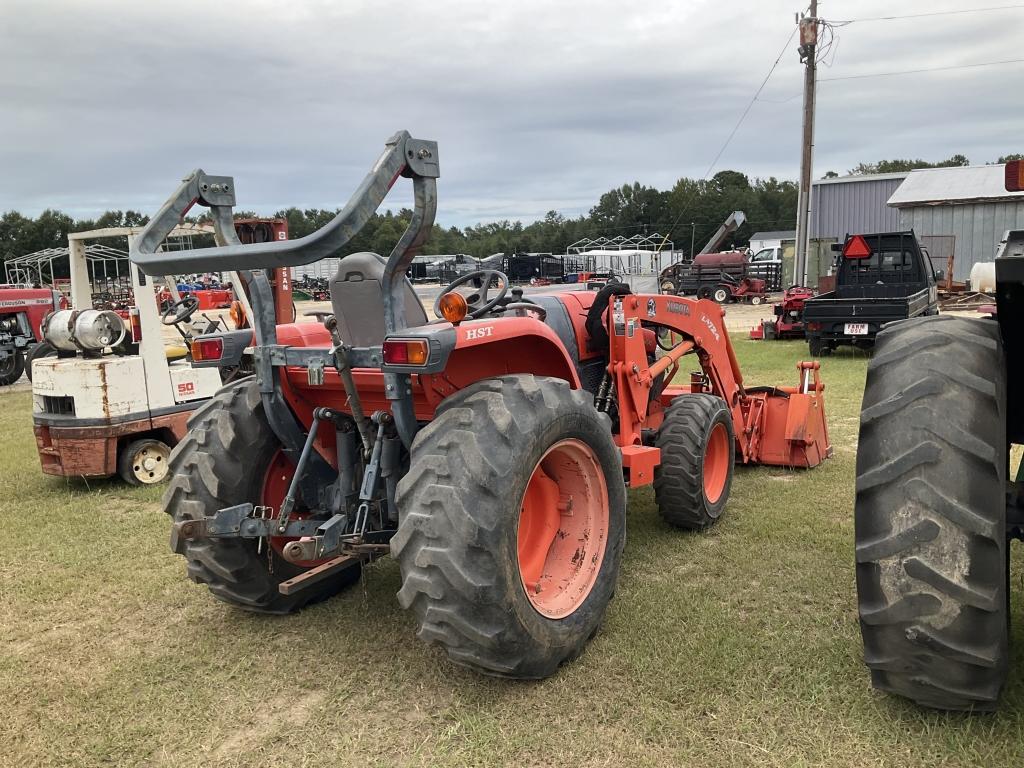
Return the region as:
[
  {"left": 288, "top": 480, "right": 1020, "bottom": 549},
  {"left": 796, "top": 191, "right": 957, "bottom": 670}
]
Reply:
[
  {"left": 3, "top": 339, "right": 1023, "bottom": 767},
  {"left": 5, "top": 1, "right": 1024, "bottom": 765}
]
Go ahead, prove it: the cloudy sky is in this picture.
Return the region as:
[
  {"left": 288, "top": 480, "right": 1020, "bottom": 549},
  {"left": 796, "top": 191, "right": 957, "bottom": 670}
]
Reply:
[{"left": 1, "top": 0, "right": 1021, "bottom": 227}]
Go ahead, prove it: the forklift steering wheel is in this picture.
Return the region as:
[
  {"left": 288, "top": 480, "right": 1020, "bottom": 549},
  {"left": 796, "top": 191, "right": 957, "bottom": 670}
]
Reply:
[
  {"left": 435, "top": 269, "right": 509, "bottom": 319},
  {"left": 162, "top": 296, "right": 200, "bottom": 326}
]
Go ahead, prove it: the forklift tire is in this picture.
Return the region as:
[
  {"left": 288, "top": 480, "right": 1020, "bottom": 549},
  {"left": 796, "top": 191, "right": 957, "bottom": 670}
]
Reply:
[
  {"left": 163, "top": 379, "right": 361, "bottom": 614},
  {"left": 856, "top": 315, "right": 1008, "bottom": 711},
  {"left": 118, "top": 438, "right": 172, "bottom": 485},
  {"left": 392, "top": 375, "right": 627, "bottom": 679},
  {"left": 654, "top": 394, "right": 735, "bottom": 530},
  {"left": 0, "top": 350, "right": 25, "bottom": 386},
  {"left": 24, "top": 342, "right": 56, "bottom": 383}
]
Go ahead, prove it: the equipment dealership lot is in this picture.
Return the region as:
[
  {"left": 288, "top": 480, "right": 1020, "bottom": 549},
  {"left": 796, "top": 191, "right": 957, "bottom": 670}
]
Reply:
[{"left": 3, "top": 339, "right": 1022, "bottom": 768}]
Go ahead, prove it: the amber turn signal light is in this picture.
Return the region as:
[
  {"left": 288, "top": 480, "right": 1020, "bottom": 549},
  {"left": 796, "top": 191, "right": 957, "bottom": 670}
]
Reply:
[
  {"left": 438, "top": 292, "right": 468, "bottom": 324},
  {"left": 229, "top": 300, "right": 248, "bottom": 329}
]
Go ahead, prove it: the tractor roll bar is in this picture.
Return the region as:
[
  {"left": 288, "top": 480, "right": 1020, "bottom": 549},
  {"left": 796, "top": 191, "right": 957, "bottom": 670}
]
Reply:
[
  {"left": 130, "top": 130, "right": 440, "bottom": 276},
  {"left": 130, "top": 130, "right": 440, "bottom": 456}
]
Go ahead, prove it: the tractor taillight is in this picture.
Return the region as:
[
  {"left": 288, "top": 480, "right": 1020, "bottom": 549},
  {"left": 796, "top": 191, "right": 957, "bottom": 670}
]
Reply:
[
  {"left": 382, "top": 338, "right": 429, "bottom": 366},
  {"left": 129, "top": 308, "right": 143, "bottom": 342},
  {"left": 191, "top": 337, "right": 224, "bottom": 362}
]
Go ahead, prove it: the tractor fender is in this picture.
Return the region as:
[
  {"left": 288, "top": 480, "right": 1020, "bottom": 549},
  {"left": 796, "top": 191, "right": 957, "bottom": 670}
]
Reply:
[{"left": 415, "top": 318, "right": 581, "bottom": 391}]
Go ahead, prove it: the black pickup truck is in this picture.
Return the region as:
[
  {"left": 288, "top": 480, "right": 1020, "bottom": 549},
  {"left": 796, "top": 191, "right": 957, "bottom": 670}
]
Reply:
[{"left": 803, "top": 231, "right": 939, "bottom": 355}]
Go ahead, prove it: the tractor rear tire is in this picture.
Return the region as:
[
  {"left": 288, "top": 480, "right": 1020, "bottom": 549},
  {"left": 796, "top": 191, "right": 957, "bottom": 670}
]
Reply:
[
  {"left": 712, "top": 287, "right": 730, "bottom": 304},
  {"left": 25, "top": 341, "right": 56, "bottom": 382},
  {"left": 654, "top": 394, "right": 735, "bottom": 530},
  {"left": 392, "top": 375, "right": 627, "bottom": 679},
  {"left": 855, "top": 315, "right": 1008, "bottom": 711},
  {"left": 163, "top": 378, "right": 361, "bottom": 614},
  {"left": 0, "top": 350, "right": 25, "bottom": 386}
]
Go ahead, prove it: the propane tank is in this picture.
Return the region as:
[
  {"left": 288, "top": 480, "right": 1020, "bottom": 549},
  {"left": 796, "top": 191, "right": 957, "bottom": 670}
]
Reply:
[
  {"left": 968, "top": 262, "right": 996, "bottom": 294},
  {"left": 42, "top": 309, "right": 127, "bottom": 352}
]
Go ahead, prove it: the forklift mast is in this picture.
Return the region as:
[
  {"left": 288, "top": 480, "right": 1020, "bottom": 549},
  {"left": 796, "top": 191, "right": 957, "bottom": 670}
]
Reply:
[{"left": 234, "top": 218, "right": 293, "bottom": 324}]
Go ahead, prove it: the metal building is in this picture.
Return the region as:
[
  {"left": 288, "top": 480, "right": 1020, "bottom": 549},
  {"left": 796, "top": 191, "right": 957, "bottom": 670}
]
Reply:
[
  {"left": 787, "top": 172, "right": 910, "bottom": 286},
  {"left": 887, "top": 165, "right": 1024, "bottom": 281},
  {"left": 810, "top": 172, "right": 907, "bottom": 240}
]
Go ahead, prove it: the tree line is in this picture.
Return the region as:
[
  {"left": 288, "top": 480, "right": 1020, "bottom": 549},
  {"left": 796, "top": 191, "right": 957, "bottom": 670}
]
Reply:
[{"left": 2, "top": 153, "right": 1018, "bottom": 278}]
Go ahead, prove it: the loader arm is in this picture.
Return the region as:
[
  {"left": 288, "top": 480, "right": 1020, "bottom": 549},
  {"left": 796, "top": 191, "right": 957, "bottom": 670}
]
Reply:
[{"left": 606, "top": 293, "right": 830, "bottom": 474}]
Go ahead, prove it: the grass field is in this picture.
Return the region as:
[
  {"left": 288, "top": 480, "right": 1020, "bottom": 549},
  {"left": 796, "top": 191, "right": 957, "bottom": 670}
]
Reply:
[{"left": 2, "top": 339, "right": 1023, "bottom": 767}]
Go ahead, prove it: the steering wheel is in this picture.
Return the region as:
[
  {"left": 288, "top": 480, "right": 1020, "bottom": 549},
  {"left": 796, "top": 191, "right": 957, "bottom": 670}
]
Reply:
[
  {"left": 434, "top": 269, "right": 509, "bottom": 319},
  {"left": 162, "top": 296, "right": 200, "bottom": 326}
]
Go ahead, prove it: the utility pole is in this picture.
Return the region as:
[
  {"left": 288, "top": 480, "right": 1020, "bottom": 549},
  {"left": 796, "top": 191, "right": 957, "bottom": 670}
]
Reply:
[{"left": 794, "top": 1, "right": 818, "bottom": 287}]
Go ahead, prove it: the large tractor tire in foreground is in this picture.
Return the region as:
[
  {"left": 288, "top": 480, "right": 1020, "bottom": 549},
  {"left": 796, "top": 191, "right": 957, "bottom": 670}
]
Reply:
[
  {"left": 855, "top": 315, "right": 1008, "bottom": 711},
  {"left": 392, "top": 375, "right": 627, "bottom": 679},
  {"left": 163, "top": 379, "right": 361, "bottom": 614},
  {"left": 654, "top": 394, "right": 735, "bottom": 530}
]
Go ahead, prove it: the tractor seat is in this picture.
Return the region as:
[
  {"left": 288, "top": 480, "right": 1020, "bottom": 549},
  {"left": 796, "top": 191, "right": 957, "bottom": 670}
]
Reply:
[{"left": 330, "top": 252, "right": 429, "bottom": 347}]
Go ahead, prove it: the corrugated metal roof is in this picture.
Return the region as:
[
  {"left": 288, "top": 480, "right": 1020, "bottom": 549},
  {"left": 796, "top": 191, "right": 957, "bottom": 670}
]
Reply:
[
  {"left": 888, "top": 165, "right": 1024, "bottom": 206},
  {"left": 813, "top": 172, "right": 909, "bottom": 186},
  {"left": 749, "top": 230, "right": 795, "bottom": 241}
]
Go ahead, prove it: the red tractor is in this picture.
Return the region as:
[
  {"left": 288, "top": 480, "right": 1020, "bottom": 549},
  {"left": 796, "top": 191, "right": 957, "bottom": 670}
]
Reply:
[
  {"left": 133, "top": 132, "right": 832, "bottom": 678},
  {"left": 749, "top": 286, "right": 815, "bottom": 341},
  {"left": 0, "top": 284, "right": 68, "bottom": 385}
]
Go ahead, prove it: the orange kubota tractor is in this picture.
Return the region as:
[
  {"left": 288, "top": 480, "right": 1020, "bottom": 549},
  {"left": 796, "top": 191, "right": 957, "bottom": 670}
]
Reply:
[{"left": 131, "top": 131, "right": 831, "bottom": 678}]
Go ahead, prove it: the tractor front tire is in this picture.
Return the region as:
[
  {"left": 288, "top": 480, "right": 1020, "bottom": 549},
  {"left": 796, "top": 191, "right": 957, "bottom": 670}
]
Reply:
[
  {"left": 392, "top": 375, "right": 627, "bottom": 679},
  {"left": 163, "top": 379, "right": 360, "bottom": 614},
  {"left": 855, "top": 315, "right": 1008, "bottom": 711},
  {"left": 0, "top": 350, "right": 25, "bottom": 386},
  {"left": 654, "top": 394, "right": 735, "bottom": 529}
]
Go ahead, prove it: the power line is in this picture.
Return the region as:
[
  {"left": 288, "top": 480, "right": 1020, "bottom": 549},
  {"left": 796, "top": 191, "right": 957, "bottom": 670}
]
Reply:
[
  {"left": 820, "top": 57, "right": 1024, "bottom": 82},
  {"left": 830, "top": 4, "right": 1024, "bottom": 23}
]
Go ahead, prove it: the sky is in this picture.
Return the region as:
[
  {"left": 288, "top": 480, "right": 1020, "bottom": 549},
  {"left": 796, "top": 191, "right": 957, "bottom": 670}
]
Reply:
[{"left": 1, "top": 0, "right": 1021, "bottom": 227}]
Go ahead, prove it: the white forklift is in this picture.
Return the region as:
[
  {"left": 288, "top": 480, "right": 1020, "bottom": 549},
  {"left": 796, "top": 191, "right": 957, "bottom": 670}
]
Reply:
[{"left": 30, "top": 221, "right": 283, "bottom": 485}]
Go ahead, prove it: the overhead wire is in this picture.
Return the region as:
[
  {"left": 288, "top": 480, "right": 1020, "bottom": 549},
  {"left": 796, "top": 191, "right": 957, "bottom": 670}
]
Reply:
[
  {"left": 829, "top": 4, "right": 1024, "bottom": 23},
  {"left": 819, "top": 58, "right": 1024, "bottom": 81}
]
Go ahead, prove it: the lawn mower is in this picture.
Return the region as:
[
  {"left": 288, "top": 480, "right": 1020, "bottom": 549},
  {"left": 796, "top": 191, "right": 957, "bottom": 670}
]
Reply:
[
  {"left": 133, "top": 131, "right": 832, "bottom": 678},
  {"left": 749, "top": 286, "right": 815, "bottom": 341}
]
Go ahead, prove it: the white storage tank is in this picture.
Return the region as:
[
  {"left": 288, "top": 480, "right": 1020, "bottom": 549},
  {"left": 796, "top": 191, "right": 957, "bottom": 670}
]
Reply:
[{"left": 968, "top": 262, "right": 996, "bottom": 294}]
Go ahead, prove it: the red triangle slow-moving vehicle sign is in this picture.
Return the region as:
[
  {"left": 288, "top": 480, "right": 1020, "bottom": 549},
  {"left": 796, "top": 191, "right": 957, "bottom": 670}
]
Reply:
[{"left": 843, "top": 235, "right": 872, "bottom": 259}]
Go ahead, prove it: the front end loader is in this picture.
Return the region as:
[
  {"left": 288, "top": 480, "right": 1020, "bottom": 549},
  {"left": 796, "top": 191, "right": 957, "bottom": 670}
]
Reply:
[{"left": 132, "top": 131, "right": 831, "bottom": 678}]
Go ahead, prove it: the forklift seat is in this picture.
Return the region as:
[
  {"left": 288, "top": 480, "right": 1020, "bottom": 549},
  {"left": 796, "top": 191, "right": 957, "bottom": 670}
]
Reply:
[{"left": 330, "top": 252, "right": 429, "bottom": 347}]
